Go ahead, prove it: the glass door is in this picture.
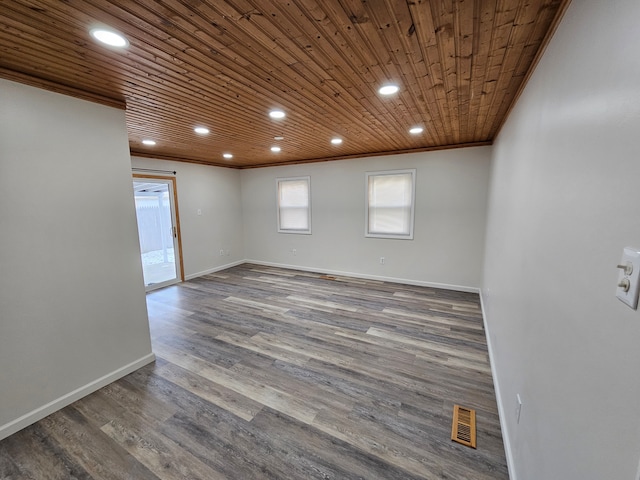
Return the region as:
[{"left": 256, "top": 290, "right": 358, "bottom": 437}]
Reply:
[{"left": 133, "top": 177, "right": 182, "bottom": 291}]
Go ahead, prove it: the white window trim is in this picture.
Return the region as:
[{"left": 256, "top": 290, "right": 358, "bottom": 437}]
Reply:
[
  {"left": 276, "top": 176, "right": 312, "bottom": 235},
  {"left": 365, "top": 169, "right": 416, "bottom": 240}
]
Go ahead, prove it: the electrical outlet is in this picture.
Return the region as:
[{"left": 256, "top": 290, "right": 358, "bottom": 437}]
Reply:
[
  {"left": 379, "top": 257, "right": 385, "bottom": 265},
  {"left": 219, "top": 249, "right": 224, "bottom": 256},
  {"left": 516, "top": 394, "right": 522, "bottom": 424},
  {"left": 292, "top": 249, "right": 297, "bottom": 256},
  {"left": 616, "top": 247, "right": 640, "bottom": 309}
]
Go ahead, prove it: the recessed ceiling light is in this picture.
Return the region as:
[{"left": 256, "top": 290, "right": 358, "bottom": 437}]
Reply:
[
  {"left": 379, "top": 84, "right": 399, "bottom": 95},
  {"left": 90, "top": 28, "right": 128, "bottom": 48},
  {"left": 274, "top": 136, "right": 284, "bottom": 140},
  {"left": 142, "top": 139, "right": 156, "bottom": 146},
  {"left": 223, "top": 153, "right": 233, "bottom": 159},
  {"left": 269, "top": 110, "right": 286, "bottom": 119},
  {"left": 331, "top": 138, "right": 343, "bottom": 145},
  {"left": 271, "top": 146, "right": 281, "bottom": 152},
  {"left": 194, "top": 126, "right": 209, "bottom": 135},
  {"left": 409, "top": 127, "right": 424, "bottom": 134}
]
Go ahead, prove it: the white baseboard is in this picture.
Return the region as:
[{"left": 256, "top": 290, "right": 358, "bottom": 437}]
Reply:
[
  {"left": 479, "top": 291, "right": 516, "bottom": 480},
  {"left": 0, "top": 353, "right": 156, "bottom": 441},
  {"left": 244, "top": 259, "right": 480, "bottom": 293},
  {"left": 184, "top": 259, "right": 246, "bottom": 280}
]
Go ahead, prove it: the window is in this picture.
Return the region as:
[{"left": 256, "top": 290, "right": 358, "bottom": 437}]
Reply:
[
  {"left": 277, "top": 176, "right": 311, "bottom": 234},
  {"left": 366, "top": 169, "right": 416, "bottom": 239}
]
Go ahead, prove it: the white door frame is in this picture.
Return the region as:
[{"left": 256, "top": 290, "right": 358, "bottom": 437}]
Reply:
[{"left": 133, "top": 174, "right": 184, "bottom": 291}]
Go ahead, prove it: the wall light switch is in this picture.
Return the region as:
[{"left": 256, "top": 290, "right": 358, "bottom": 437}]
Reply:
[{"left": 616, "top": 247, "right": 640, "bottom": 309}]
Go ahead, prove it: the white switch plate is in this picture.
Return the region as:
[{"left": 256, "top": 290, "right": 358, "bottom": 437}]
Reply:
[{"left": 616, "top": 247, "right": 640, "bottom": 309}]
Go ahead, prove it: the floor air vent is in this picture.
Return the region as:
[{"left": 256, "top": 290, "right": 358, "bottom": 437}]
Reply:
[{"left": 451, "top": 405, "right": 477, "bottom": 448}]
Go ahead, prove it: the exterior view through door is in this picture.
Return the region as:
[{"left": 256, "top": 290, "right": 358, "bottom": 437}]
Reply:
[{"left": 132, "top": 176, "right": 183, "bottom": 290}]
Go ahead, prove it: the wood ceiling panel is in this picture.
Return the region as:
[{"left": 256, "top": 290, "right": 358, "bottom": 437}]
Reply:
[{"left": 0, "top": 0, "right": 570, "bottom": 168}]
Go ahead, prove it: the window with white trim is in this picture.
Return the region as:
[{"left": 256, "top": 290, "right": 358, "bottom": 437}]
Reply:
[
  {"left": 277, "top": 176, "right": 311, "bottom": 234},
  {"left": 365, "top": 169, "right": 416, "bottom": 239}
]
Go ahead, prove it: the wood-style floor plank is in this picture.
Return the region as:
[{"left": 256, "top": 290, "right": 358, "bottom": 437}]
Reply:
[
  {"left": 39, "top": 408, "right": 158, "bottom": 480},
  {"left": 0, "top": 263, "right": 509, "bottom": 479}
]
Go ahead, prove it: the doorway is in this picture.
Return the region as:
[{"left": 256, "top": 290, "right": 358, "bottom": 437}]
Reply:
[{"left": 132, "top": 175, "right": 184, "bottom": 291}]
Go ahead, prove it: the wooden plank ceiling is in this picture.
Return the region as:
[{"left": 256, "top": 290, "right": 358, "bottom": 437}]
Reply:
[{"left": 0, "top": 0, "right": 568, "bottom": 168}]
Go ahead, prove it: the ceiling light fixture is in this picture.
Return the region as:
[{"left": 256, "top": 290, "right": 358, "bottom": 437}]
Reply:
[
  {"left": 142, "top": 139, "right": 156, "bottom": 146},
  {"left": 274, "top": 136, "right": 284, "bottom": 140},
  {"left": 409, "top": 127, "right": 424, "bottom": 134},
  {"left": 90, "top": 27, "right": 129, "bottom": 48},
  {"left": 378, "top": 84, "right": 399, "bottom": 95},
  {"left": 269, "top": 110, "right": 286, "bottom": 119},
  {"left": 194, "top": 126, "right": 210, "bottom": 135},
  {"left": 223, "top": 153, "right": 233, "bottom": 159},
  {"left": 271, "top": 146, "right": 281, "bottom": 152},
  {"left": 331, "top": 138, "right": 343, "bottom": 145}
]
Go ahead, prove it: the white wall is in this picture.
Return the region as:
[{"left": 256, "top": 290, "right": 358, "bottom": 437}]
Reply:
[
  {"left": 242, "top": 148, "right": 491, "bottom": 290},
  {"left": 0, "top": 80, "right": 154, "bottom": 439},
  {"left": 482, "top": 1, "right": 640, "bottom": 478},
  {"left": 131, "top": 157, "right": 244, "bottom": 279}
]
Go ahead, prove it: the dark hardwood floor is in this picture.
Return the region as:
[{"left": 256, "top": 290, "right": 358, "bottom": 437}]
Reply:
[{"left": 0, "top": 264, "right": 509, "bottom": 479}]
